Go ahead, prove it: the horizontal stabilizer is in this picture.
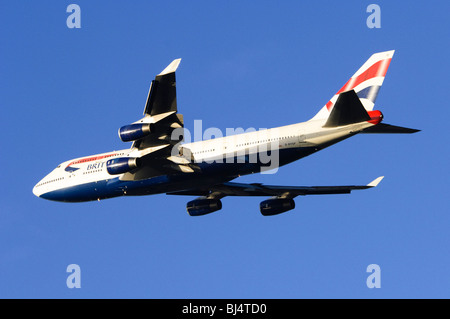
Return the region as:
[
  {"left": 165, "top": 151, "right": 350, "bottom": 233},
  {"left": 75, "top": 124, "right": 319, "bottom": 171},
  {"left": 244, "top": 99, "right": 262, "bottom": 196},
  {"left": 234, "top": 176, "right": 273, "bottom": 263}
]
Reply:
[
  {"left": 323, "top": 90, "right": 371, "bottom": 127},
  {"left": 362, "top": 123, "right": 420, "bottom": 134}
]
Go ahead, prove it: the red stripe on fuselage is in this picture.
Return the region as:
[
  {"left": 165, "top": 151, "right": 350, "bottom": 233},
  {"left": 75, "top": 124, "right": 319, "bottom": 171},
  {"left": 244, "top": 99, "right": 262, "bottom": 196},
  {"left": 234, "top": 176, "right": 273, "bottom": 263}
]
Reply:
[{"left": 66, "top": 153, "right": 118, "bottom": 168}]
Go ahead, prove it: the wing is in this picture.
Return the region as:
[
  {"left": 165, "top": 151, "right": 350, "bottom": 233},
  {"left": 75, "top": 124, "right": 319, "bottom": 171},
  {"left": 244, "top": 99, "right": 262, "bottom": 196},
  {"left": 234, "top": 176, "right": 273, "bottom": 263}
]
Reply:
[
  {"left": 169, "top": 177, "right": 384, "bottom": 216},
  {"left": 119, "top": 59, "right": 197, "bottom": 181},
  {"left": 167, "top": 176, "right": 384, "bottom": 198},
  {"left": 143, "top": 59, "right": 180, "bottom": 116},
  {"left": 133, "top": 59, "right": 184, "bottom": 151}
]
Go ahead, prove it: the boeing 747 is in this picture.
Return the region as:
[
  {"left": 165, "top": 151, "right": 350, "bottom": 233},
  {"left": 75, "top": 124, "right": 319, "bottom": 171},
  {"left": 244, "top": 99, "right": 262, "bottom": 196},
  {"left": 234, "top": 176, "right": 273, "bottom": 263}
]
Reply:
[{"left": 33, "top": 51, "right": 419, "bottom": 215}]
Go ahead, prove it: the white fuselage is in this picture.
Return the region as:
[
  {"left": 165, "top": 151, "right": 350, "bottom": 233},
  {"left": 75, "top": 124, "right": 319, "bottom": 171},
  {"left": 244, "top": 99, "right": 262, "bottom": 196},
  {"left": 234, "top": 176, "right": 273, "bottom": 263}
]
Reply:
[{"left": 32, "top": 118, "right": 374, "bottom": 201}]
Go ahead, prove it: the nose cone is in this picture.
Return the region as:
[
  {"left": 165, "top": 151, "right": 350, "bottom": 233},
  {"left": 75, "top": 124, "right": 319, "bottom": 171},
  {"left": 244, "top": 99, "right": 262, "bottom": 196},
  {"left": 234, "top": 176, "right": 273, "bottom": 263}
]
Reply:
[
  {"left": 32, "top": 185, "right": 38, "bottom": 197},
  {"left": 32, "top": 172, "right": 69, "bottom": 202},
  {"left": 32, "top": 180, "right": 43, "bottom": 198},
  {"left": 33, "top": 165, "right": 65, "bottom": 201},
  {"left": 33, "top": 172, "right": 51, "bottom": 199}
]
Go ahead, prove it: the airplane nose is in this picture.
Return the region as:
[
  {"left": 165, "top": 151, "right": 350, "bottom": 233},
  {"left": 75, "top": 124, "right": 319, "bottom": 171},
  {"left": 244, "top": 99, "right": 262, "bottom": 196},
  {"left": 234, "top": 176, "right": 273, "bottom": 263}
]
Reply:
[
  {"left": 32, "top": 176, "right": 46, "bottom": 198},
  {"left": 32, "top": 183, "right": 40, "bottom": 197}
]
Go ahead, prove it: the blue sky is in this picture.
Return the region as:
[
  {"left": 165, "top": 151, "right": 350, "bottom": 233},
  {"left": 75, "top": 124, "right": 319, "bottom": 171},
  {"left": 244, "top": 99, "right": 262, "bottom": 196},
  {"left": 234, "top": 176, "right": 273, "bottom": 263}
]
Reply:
[{"left": 1, "top": 1, "right": 449, "bottom": 298}]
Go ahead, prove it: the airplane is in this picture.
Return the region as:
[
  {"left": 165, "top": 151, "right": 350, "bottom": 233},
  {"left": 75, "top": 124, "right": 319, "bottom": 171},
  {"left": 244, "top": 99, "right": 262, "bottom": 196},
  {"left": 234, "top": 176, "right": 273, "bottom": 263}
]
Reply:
[{"left": 32, "top": 50, "right": 419, "bottom": 216}]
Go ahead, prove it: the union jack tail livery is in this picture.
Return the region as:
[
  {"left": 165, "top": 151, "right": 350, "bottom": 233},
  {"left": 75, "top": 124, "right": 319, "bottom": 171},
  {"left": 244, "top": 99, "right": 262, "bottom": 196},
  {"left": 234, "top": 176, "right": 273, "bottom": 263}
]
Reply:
[{"left": 312, "top": 50, "right": 395, "bottom": 121}]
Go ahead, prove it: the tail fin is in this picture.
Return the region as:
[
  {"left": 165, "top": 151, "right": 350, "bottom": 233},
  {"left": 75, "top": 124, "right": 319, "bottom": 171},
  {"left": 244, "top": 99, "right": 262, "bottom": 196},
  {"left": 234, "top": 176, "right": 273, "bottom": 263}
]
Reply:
[{"left": 312, "top": 50, "right": 395, "bottom": 121}]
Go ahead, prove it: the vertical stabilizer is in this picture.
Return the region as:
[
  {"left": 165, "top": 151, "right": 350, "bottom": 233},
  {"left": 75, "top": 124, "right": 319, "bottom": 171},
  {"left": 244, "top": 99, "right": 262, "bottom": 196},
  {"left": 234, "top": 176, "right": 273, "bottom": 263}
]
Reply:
[{"left": 311, "top": 50, "right": 395, "bottom": 121}]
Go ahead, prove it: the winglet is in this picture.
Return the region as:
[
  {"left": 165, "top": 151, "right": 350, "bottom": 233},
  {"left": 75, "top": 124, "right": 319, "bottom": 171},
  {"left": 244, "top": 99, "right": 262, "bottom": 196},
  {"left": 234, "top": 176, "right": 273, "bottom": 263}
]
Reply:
[
  {"left": 367, "top": 176, "right": 384, "bottom": 187},
  {"left": 159, "top": 58, "right": 181, "bottom": 76}
]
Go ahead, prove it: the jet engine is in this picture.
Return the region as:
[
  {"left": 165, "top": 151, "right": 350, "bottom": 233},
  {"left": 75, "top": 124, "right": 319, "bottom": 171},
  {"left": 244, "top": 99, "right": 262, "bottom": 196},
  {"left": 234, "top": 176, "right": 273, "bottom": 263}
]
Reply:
[
  {"left": 186, "top": 199, "right": 222, "bottom": 216},
  {"left": 106, "top": 157, "right": 140, "bottom": 175},
  {"left": 118, "top": 123, "right": 154, "bottom": 142},
  {"left": 259, "top": 198, "right": 295, "bottom": 216}
]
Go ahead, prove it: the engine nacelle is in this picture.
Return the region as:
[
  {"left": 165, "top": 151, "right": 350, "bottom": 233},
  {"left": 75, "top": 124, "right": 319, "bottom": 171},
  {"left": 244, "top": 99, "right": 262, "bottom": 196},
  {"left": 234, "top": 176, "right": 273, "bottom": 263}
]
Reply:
[
  {"left": 260, "top": 198, "right": 295, "bottom": 216},
  {"left": 186, "top": 199, "right": 222, "bottom": 216},
  {"left": 118, "top": 123, "right": 154, "bottom": 142},
  {"left": 106, "top": 157, "right": 140, "bottom": 175}
]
